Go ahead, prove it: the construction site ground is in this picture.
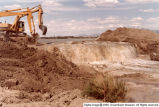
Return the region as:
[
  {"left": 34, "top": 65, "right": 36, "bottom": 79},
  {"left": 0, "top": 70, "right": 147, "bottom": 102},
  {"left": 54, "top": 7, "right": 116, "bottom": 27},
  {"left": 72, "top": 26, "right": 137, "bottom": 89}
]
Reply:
[{"left": 1, "top": 28, "right": 159, "bottom": 106}]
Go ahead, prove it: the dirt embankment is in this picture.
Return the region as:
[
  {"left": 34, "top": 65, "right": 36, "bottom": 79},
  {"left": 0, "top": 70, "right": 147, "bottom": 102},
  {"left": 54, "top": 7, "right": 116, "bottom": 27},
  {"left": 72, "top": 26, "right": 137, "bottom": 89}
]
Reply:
[
  {"left": 0, "top": 40, "right": 92, "bottom": 102},
  {"left": 97, "top": 27, "right": 159, "bottom": 55}
]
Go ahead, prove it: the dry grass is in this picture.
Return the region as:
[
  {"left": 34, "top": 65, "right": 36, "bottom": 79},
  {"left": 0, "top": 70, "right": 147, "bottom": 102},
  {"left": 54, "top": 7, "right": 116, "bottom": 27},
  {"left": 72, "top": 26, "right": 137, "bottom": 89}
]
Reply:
[{"left": 83, "top": 73, "right": 127, "bottom": 102}]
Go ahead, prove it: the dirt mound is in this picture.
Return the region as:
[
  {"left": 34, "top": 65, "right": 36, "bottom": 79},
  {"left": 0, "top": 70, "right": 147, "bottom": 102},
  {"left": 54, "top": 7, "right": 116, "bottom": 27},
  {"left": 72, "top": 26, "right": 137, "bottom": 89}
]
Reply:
[
  {"left": 0, "top": 40, "right": 91, "bottom": 102},
  {"left": 97, "top": 27, "right": 159, "bottom": 54}
]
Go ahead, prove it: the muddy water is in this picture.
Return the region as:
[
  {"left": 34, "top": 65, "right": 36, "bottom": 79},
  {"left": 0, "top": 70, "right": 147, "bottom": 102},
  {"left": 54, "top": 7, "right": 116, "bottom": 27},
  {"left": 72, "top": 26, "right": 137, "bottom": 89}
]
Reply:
[
  {"left": 45, "top": 41, "right": 159, "bottom": 73},
  {"left": 43, "top": 40, "right": 159, "bottom": 73},
  {"left": 46, "top": 41, "right": 137, "bottom": 63}
]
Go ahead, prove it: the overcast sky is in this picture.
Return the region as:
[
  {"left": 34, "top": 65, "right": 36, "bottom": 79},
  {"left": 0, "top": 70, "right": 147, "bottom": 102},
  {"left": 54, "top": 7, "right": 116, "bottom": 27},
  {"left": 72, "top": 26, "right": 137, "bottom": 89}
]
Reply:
[{"left": 0, "top": 0, "right": 159, "bottom": 36}]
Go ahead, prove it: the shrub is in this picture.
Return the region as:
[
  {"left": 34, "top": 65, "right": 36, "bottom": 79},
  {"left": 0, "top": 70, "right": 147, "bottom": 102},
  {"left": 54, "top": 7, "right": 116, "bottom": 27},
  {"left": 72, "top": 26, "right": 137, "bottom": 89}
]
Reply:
[{"left": 83, "top": 73, "right": 127, "bottom": 102}]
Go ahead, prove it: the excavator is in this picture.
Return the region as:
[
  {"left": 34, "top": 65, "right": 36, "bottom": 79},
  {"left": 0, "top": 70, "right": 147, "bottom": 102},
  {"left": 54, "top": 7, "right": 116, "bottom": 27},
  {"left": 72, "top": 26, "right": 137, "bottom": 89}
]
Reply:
[{"left": 0, "top": 5, "right": 47, "bottom": 44}]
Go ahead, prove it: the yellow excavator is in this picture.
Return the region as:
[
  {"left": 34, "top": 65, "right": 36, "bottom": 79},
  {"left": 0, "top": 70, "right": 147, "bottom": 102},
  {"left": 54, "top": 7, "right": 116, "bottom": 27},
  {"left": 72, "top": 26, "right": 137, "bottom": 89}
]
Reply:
[{"left": 0, "top": 5, "right": 47, "bottom": 44}]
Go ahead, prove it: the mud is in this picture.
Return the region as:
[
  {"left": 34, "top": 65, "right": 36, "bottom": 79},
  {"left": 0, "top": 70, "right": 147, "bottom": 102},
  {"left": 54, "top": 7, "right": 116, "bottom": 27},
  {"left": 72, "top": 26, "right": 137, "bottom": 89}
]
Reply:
[
  {"left": 97, "top": 27, "right": 159, "bottom": 55},
  {"left": 0, "top": 40, "right": 92, "bottom": 103}
]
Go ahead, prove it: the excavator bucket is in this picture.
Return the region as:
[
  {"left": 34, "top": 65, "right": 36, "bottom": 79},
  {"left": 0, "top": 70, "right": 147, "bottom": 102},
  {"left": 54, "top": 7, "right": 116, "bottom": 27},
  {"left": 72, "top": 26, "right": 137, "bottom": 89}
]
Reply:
[{"left": 39, "top": 25, "right": 47, "bottom": 35}]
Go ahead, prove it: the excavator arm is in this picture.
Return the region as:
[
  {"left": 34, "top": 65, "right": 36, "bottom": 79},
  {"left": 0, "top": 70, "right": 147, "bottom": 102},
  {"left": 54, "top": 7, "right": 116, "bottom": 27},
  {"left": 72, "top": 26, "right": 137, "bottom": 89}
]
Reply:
[
  {"left": 26, "top": 5, "right": 47, "bottom": 36},
  {"left": 37, "top": 5, "right": 47, "bottom": 35}
]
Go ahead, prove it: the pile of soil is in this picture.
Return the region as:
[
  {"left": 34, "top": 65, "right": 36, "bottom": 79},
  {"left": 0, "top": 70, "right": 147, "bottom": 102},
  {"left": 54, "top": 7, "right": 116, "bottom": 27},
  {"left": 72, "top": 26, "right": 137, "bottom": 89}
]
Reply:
[
  {"left": 0, "top": 40, "right": 92, "bottom": 101},
  {"left": 97, "top": 27, "right": 159, "bottom": 55}
]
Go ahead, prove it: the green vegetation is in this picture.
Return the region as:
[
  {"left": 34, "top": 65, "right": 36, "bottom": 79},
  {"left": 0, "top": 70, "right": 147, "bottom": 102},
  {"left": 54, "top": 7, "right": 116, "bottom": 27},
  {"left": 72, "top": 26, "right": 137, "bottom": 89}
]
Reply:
[{"left": 83, "top": 73, "right": 127, "bottom": 102}]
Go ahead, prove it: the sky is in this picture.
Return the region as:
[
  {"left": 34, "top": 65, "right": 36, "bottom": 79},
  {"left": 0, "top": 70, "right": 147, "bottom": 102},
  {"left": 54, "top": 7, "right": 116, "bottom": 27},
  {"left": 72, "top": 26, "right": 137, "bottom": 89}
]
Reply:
[{"left": 0, "top": 0, "right": 159, "bottom": 36}]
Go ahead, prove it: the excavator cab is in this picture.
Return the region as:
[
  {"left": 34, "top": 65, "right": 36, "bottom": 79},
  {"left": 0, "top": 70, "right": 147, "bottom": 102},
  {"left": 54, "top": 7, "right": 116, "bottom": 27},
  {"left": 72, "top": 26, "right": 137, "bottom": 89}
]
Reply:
[{"left": 17, "top": 21, "right": 25, "bottom": 32}]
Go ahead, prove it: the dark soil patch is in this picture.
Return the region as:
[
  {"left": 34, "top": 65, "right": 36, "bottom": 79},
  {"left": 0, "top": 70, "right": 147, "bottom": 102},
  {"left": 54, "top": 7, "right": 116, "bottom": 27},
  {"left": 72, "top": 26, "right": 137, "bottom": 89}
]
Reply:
[{"left": 0, "top": 40, "right": 92, "bottom": 101}]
